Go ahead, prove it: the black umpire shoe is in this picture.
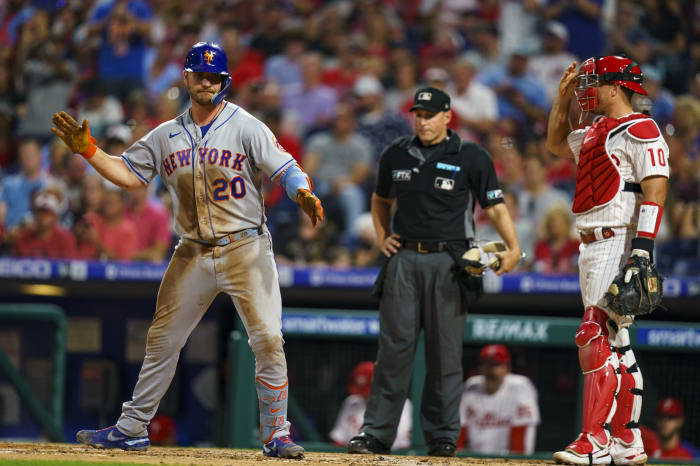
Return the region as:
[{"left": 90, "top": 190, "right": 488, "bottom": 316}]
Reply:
[
  {"left": 427, "top": 438, "right": 457, "bottom": 457},
  {"left": 347, "top": 432, "right": 390, "bottom": 454}
]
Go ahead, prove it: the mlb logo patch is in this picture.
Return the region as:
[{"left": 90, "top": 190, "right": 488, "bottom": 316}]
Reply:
[
  {"left": 418, "top": 92, "right": 432, "bottom": 101},
  {"left": 434, "top": 177, "right": 454, "bottom": 191},
  {"left": 392, "top": 170, "right": 412, "bottom": 181},
  {"left": 487, "top": 189, "right": 503, "bottom": 200}
]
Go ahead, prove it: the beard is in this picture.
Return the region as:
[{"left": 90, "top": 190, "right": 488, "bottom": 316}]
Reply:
[{"left": 190, "top": 89, "right": 216, "bottom": 106}]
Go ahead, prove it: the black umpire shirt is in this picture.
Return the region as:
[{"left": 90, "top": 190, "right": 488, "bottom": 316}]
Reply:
[{"left": 375, "top": 129, "right": 504, "bottom": 242}]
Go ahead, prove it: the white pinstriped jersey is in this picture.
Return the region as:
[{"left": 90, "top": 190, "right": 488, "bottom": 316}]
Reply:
[
  {"left": 567, "top": 115, "right": 670, "bottom": 231},
  {"left": 459, "top": 374, "right": 540, "bottom": 455},
  {"left": 121, "top": 102, "right": 296, "bottom": 242}
]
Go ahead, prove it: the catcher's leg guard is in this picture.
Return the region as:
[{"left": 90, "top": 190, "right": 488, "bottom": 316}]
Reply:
[
  {"left": 610, "top": 327, "right": 647, "bottom": 465},
  {"left": 554, "top": 307, "right": 619, "bottom": 465},
  {"left": 255, "top": 378, "right": 291, "bottom": 444}
]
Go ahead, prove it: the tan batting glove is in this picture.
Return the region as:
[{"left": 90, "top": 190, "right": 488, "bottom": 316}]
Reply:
[
  {"left": 51, "top": 111, "right": 97, "bottom": 158},
  {"left": 296, "top": 188, "right": 324, "bottom": 228}
]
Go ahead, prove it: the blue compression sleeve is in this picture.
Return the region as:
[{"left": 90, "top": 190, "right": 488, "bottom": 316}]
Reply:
[{"left": 280, "top": 163, "right": 312, "bottom": 200}]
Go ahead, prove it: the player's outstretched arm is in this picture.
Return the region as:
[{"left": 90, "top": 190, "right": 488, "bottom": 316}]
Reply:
[
  {"left": 545, "top": 61, "right": 578, "bottom": 159},
  {"left": 52, "top": 111, "right": 143, "bottom": 190}
]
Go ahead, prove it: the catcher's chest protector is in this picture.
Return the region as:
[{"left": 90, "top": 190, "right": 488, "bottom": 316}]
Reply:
[{"left": 572, "top": 114, "right": 648, "bottom": 214}]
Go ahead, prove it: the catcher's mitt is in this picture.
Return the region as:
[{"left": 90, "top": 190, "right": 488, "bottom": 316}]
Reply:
[
  {"left": 461, "top": 241, "right": 507, "bottom": 275},
  {"left": 605, "top": 253, "right": 664, "bottom": 316}
]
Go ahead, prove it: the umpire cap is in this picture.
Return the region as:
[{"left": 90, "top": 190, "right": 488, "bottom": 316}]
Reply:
[{"left": 410, "top": 86, "right": 450, "bottom": 113}]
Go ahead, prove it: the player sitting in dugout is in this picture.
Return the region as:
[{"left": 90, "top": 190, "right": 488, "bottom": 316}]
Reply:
[{"left": 458, "top": 345, "right": 540, "bottom": 455}]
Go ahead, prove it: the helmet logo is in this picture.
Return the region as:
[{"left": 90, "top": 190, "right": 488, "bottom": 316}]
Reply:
[{"left": 204, "top": 50, "right": 215, "bottom": 65}]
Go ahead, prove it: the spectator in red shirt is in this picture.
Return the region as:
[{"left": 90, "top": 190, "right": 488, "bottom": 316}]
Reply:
[
  {"left": 656, "top": 398, "right": 700, "bottom": 460},
  {"left": 13, "top": 190, "right": 76, "bottom": 258},
  {"left": 82, "top": 186, "right": 138, "bottom": 261},
  {"left": 125, "top": 185, "right": 172, "bottom": 262},
  {"left": 533, "top": 204, "right": 579, "bottom": 274}
]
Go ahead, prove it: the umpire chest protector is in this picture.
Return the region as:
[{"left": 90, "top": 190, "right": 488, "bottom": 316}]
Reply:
[{"left": 376, "top": 130, "right": 503, "bottom": 241}]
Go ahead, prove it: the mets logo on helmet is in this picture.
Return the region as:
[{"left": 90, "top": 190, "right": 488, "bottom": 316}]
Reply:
[{"left": 204, "top": 50, "right": 214, "bottom": 65}]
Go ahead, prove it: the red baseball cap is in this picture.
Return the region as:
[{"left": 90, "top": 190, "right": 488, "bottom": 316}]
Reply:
[
  {"left": 657, "top": 398, "right": 683, "bottom": 417},
  {"left": 479, "top": 344, "right": 511, "bottom": 365}
]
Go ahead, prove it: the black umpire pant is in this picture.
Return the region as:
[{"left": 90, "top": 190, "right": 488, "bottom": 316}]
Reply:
[{"left": 361, "top": 248, "right": 466, "bottom": 448}]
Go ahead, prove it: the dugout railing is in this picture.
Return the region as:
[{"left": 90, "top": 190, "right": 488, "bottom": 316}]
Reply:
[
  {"left": 0, "top": 303, "right": 67, "bottom": 442},
  {"left": 227, "top": 308, "right": 700, "bottom": 460}
]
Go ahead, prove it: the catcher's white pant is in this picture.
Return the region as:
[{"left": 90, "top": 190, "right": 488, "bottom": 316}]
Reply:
[
  {"left": 578, "top": 226, "right": 634, "bottom": 328},
  {"left": 116, "top": 231, "right": 290, "bottom": 441}
]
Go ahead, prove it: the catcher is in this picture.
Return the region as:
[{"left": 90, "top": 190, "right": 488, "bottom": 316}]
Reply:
[{"left": 546, "top": 56, "right": 668, "bottom": 465}]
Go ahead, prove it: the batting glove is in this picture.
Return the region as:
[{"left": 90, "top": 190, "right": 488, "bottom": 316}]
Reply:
[
  {"left": 52, "top": 111, "right": 98, "bottom": 159},
  {"left": 296, "top": 188, "right": 324, "bottom": 228}
]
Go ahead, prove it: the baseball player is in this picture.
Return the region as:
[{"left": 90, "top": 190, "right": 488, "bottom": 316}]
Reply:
[
  {"left": 51, "top": 42, "right": 323, "bottom": 459},
  {"left": 330, "top": 361, "right": 412, "bottom": 449},
  {"left": 546, "top": 56, "right": 669, "bottom": 465},
  {"left": 458, "top": 345, "right": 539, "bottom": 455}
]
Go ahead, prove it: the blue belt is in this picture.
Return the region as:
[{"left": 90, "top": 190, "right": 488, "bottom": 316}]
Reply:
[{"left": 191, "top": 227, "right": 262, "bottom": 247}]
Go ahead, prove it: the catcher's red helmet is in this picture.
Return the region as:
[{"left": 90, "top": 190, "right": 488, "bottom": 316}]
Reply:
[
  {"left": 575, "top": 56, "right": 647, "bottom": 112},
  {"left": 348, "top": 361, "right": 374, "bottom": 399}
]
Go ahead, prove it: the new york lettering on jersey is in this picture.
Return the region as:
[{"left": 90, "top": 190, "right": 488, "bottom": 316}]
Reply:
[{"left": 160, "top": 148, "right": 248, "bottom": 176}]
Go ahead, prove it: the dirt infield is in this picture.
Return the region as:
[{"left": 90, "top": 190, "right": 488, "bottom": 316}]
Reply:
[{"left": 0, "top": 442, "right": 553, "bottom": 465}]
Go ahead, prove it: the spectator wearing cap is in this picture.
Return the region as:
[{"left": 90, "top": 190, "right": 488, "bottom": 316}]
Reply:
[
  {"left": 13, "top": 190, "right": 76, "bottom": 258},
  {"left": 655, "top": 398, "right": 700, "bottom": 460},
  {"left": 329, "top": 361, "right": 412, "bottom": 449},
  {"left": 527, "top": 22, "right": 578, "bottom": 102},
  {"left": 354, "top": 75, "right": 412, "bottom": 162},
  {"left": 458, "top": 345, "right": 540, "bottom": 455},
  {"left": 450, "top": 55, "right": 498, "bottom": 143}
]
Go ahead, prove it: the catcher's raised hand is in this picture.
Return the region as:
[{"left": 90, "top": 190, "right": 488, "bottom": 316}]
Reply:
[
  {"left": 558, "top": 61, "right": 579, "bottom": 100},
  {"left": 296, "top": 188, "right": 324, "bottom": 228},
  {"left": 51, "top": 111, "right": 95, "bottom": 155}
]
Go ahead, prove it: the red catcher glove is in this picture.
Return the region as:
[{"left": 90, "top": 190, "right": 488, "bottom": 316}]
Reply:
[{"left": 296, "top": 188, "right": 323, "bottom": 228}]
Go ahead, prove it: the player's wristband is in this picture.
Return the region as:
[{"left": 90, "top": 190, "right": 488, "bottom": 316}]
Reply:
[
  {"left": 637, "top": 201, "right": 662, "bottom": 239},
  {"left": 81, "top": 143, "right": 97, "bottom": 159},
  {"left": 281, "top": 164, "right": 313, "bottom": 201}
]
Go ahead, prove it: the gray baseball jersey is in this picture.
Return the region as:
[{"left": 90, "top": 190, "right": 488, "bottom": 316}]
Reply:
[
  {"left": 121, "top": 102, "right": 296, "bottom": 242},
  {"left": 115, "top": 101, "right": 295, "bottom": 443}
]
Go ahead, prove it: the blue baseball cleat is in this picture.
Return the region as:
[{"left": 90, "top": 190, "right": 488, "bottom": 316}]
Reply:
[
  {"left": 76, "top": 425, "right": 150, "bottom": 451},
  {"left": 262, "top": 435, "right": 305, "bottom": 459}
]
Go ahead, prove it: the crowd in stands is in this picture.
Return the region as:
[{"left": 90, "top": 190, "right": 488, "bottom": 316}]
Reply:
[{"left": 0, "top": 0, "right": 698, "bottom": 275}]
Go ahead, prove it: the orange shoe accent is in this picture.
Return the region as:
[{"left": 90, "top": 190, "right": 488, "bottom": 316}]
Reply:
[
  {"left": 271, "top": 407, "right": 282, "bottom": 414},
  {"left": 263, "top": 428, "right": 281, "bottom": 444}
]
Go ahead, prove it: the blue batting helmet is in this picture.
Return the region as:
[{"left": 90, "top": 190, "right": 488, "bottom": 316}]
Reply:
[{"left": 184, "top": 42, "right": 231, "bottom": 105}]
